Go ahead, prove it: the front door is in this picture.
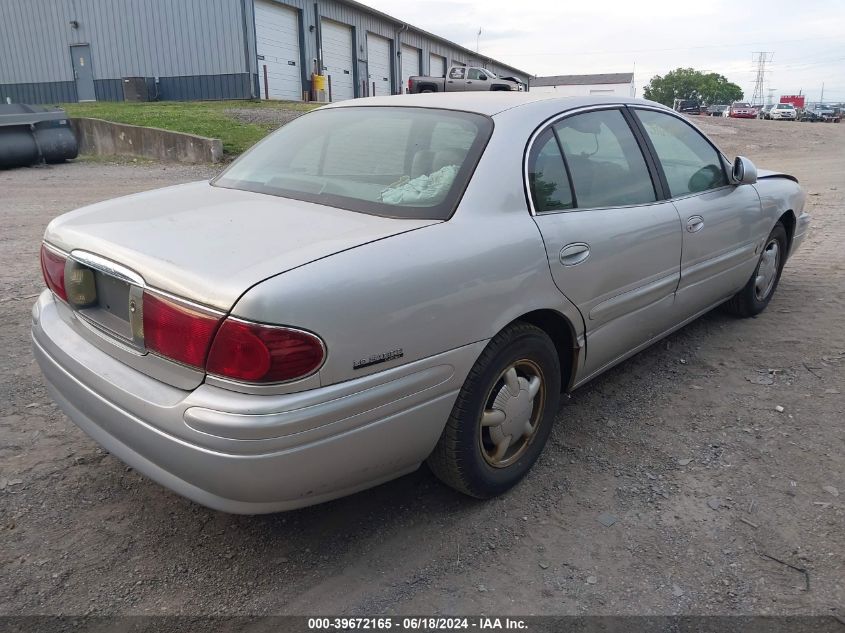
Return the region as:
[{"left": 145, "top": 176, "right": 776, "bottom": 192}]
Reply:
[
  {"left": 70, "top": 45, "right": 96, "bottom": 102},
  {"left": 630, "top": 108, "right": 761, "bottom": 317},
  {"left": 529, "top": 108, "right": 683, "bottom": 382}
]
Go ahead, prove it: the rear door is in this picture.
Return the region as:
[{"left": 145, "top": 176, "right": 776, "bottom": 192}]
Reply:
[
  {"left": 446, "top": 66, "right": 467, "bottom": 91},
  {"left": 630, "top": 108, "right": 761, "bottom": 317},
  {"left": 529, "top": 107, "right": 683, "bottom": 381}
]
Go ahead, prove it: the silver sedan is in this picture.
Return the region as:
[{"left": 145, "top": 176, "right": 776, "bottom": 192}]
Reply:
[{"left": 32, "top": 93, "right": 810, "bottom": 513}]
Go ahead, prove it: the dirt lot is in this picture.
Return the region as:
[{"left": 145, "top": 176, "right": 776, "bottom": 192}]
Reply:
[{"left": 1, "top": 118, "right": 843, "bottom": 617}]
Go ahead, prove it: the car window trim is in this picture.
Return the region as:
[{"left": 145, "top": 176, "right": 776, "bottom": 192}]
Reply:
[
  {"left": 522, "top": 104, "right": 664, "bottom": 216},
  {"left": 626, "top": 105, "right": 732, "bottom": 201},
  {"left": 550, "top": 126, "right": 579, "bottom": 209}
]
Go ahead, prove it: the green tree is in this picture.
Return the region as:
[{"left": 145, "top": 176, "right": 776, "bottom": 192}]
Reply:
[{"left": 643, "top": 68, "right": 744, "bottom": 106}]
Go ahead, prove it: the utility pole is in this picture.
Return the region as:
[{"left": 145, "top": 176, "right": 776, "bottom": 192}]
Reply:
[
  {"left": 476, "top": 28, "right": 481, "bottom": 54},
  {"left": 750, "top": 52, "right": 773, "bottom": 106},
  {"left": 820, "top": 82, "right": 825, "bottom": 104}
]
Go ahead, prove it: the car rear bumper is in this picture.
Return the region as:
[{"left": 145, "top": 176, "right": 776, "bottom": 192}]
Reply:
[{"left": 32, "top": 291, "right": 481, "bottom": 513}]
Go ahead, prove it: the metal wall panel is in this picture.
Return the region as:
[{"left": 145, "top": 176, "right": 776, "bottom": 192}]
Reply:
[
  {"left": 0, "top": 81, "right": 77, "bottom": 104},
  {"left": 0, "top": 0, "right": 250, "bottom": 84}
]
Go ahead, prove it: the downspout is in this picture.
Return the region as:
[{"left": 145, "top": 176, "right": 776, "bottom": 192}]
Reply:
[
  {"left": 396, "top": 23, "right": 408, "bottom": 94},
  {"left": 240, "top": 0, "right": 257, "bottom": 99},
  {"left": 315, "top": 2, "right": 323, "bottom": 76}
]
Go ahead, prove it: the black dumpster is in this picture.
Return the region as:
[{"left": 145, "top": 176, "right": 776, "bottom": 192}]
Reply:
[{"left": 0, "top": 104, "right": 78, "bottom": 168}]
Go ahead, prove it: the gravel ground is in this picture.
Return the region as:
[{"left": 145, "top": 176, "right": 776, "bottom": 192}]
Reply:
[
  {"left": 224, "top": 107, "right": 307, "bottom": 128},
  {"left": 0, "top": 119, "right": 843, "bottom": 617}
]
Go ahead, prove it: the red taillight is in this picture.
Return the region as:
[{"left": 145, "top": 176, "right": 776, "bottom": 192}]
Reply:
[
  {"left": 40, "top": 244, "right": 67, "bottom": 302},
  {"left": 142, "top": 291, "right": 222, "bottom": 369},
  {"left": 206, "top": 319, "right": 325, "bottom": 383}
]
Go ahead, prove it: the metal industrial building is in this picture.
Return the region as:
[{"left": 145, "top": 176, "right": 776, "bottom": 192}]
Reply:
[
  {"left": 0, "top": 0, "right": 529, "bottom": 104},
  {"left": 529, "top": 73, "right": 636, "bottom": 97}
]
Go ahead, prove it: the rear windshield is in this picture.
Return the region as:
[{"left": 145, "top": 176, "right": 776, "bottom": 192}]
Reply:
[{"left": 213, "top": 106, "right": 493, "bottom": 220}]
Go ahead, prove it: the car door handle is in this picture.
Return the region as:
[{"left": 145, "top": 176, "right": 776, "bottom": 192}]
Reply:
[
  {"left": 686, "top": 216, "right": 705, "bottom": 233},
  {"left": 559, "top": 243, "right": 590, "bottom": 266}
]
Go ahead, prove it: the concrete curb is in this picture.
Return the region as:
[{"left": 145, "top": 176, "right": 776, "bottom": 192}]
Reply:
[{"left": 70, "top": 117, "right": 223, "bottom": 164}]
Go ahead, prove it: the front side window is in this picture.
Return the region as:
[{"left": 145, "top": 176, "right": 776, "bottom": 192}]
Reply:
[
  {"left": 634, "top": 109, "right": 727, "bottom": 197},
  {"left": 468, "top": 69, "right": 486, "bottom": 80},
  {"left": 527, "top": 128, "right": 573, "bottom": 213},
  {"left": 214, "top": 107, "right": 492, "bottom": 220},
  {"left": 553, "top": 109, "right": 656, "bottom": 208}
]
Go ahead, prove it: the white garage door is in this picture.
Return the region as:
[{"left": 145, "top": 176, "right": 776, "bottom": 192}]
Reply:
[
  {"left": 400, "top": 44, "right": 420, "bottom": 93},
  {"left": 254, "top": 0, "right": 302, "bottom": 101},
  {"left": 367, "top": 33, "right": 391, "bottom": 96},
  {"left": 321, "top": 19, "right": 355, "bottom": 101},
  {"left": 429, "top": 53, "right": 446, "bottom": 78}
]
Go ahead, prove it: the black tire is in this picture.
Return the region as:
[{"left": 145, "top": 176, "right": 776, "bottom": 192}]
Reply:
[
  {"left": 427, "top": 322, "right": 561, "bottom": 498},
  {"left": 723, "top": 222, "right": 788, "bottom": 317}
]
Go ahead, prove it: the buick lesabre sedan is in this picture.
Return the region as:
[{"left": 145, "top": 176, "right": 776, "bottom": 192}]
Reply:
[{"left": 33, "top": 93, "right": 809, "bottom": 513}]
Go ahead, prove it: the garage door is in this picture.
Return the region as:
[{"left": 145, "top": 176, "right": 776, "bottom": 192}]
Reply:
[
  {"left": 254, "top": 0, "right": 302, "bottom": 101},
  {"left": 429, "top": 53, "right": 446, "bottom": 78},
  {"left": 400, "top": 44, "right": 420, "bottom": 93},
  {"left": 321, "top": 19, "right": 355, "bottom": 101},
  {"left": 367, "top": 33, "right": 391, "bottom": 96}
]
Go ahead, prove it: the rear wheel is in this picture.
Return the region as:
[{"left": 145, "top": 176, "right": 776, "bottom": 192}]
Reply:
[
  {"left": 723, "top": 223, "right": 787, "bottom": 317},
  {"left": 427, "top": 322, "right": 561, "bottom": 498}
]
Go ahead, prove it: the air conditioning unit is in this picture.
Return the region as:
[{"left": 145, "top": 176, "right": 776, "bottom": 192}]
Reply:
[{"left": 122, "top": 77, "right": 150, "bottom": 102}]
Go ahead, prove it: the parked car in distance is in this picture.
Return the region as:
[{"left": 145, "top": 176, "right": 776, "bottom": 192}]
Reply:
[
  {"left": 729, "top": 102, "right": 757, "bottom": 118},
  {"left": 706, "top": 104, "right": 729, "bottom": 117},
  {"left": 758, "top": 104, "right": 774, "bottom": 119},
  {"left": 810, "top": 106, "right": 841, "bottom": 122},
  {"left": 769, "top": 103, "right": 797, "bottom": 120},
  {"left": 673, "top": 99, "right": 701, "bottom": 115},
  {"left": 33, "top": 93, "right": 810, "bottom": 514},
  {"left": 408, "top": 66, "right": 521, "bottom": 93},
  {"left": 799, "top": 109, "right": 820, "bottom": 122}
]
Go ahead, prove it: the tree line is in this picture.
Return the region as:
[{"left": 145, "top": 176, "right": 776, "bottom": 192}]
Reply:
[{"left": 643, "top": 68, "right": 744, "bottom": 106}]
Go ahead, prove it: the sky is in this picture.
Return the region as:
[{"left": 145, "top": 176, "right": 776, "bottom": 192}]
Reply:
[{"left": 364, "top": 0, "right": 845, "bottom": 104}]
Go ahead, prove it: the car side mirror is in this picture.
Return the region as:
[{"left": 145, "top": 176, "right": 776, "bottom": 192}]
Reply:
[
  {"left": 732, "top": 156, "right": 757, "bottom": 185},
  {"left": 478, "top": 75, "right": 487, "bottom": 80}
]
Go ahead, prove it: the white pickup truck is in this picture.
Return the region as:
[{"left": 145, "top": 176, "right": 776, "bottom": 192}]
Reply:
[{"left": 407, "top": 66, "right": 522, "bottom": 94}]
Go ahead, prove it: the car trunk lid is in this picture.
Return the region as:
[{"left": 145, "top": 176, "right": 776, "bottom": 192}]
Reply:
[
  {"left": 45, "top": 181, "right": 438, "bottom": 310},
  {"left": 44, "top": 181, "right": 438, "bottom": 390}
]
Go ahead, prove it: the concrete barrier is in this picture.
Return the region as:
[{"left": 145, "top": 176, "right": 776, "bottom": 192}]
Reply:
[{"left": 70, "top": 117, "right": 223, "bottom": 164}]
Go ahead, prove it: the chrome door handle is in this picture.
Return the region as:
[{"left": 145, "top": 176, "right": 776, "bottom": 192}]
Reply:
[
  {"left": 559, "top": 243, "right": 590, "bottom": 266},
  {"left": 686, "top": 216, "right": 704, "bottom": 233}
]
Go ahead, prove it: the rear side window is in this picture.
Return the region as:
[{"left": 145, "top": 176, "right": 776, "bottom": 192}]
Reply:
[
  {"left": 214, "top": 107, "right": 492, "bottom": 220},
  {"left": 634, "top": 109, "right": 727, "bottom": 197},
  {"left": 553, "top": 110, "right": 656, "bottom": 208},
  {"left": 527, "top": 129, "right": 573, "bottom": 213}
]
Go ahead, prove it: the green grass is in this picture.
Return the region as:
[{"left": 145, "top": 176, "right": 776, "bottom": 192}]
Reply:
[{"left": 61, "top": 100, "right": 319, "bottom": 156}]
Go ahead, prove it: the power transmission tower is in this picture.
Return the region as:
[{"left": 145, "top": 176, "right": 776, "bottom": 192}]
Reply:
[{"left": 750, "top": 52, "right": 773, "bottom": 105}]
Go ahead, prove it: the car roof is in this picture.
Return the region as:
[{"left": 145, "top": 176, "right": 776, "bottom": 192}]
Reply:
[{"left": 322, "top": 92, "right": 670, "bottom": 117}]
